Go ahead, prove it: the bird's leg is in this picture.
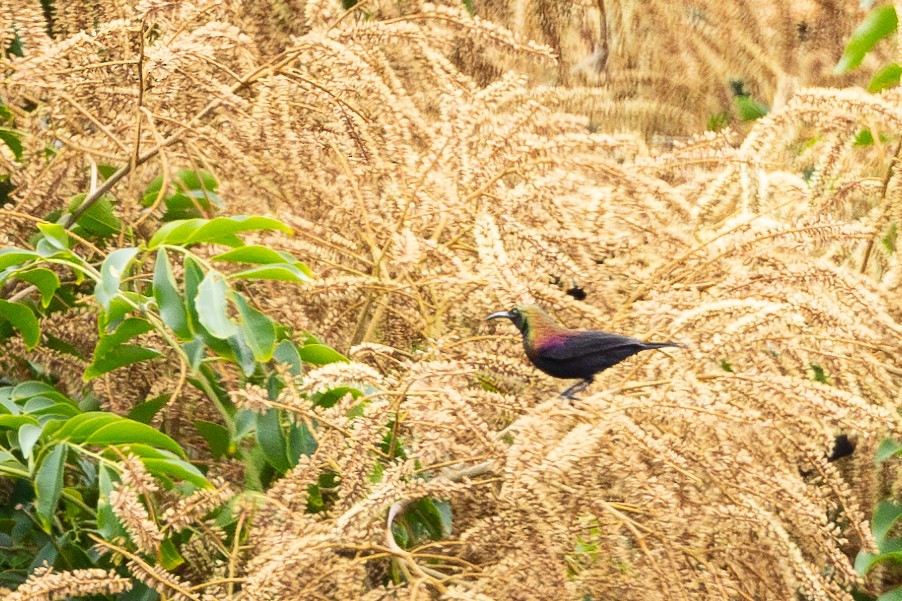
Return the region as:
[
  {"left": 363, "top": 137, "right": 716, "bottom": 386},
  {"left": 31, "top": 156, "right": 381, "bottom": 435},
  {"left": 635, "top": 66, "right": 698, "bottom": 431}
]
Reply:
[{"left": 560, "top": 378, "right": 593, "bottom": 400}]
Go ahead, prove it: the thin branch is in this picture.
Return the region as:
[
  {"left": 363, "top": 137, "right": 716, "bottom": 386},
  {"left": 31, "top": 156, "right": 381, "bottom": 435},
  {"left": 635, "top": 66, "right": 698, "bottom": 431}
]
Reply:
[{"left": 61, "top": 45, "right": 310, "bottom": 228}]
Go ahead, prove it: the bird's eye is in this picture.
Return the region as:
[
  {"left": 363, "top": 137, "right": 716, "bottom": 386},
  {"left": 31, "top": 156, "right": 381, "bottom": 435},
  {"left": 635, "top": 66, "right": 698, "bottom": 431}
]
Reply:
[{"left": 510, "top": 308, "right": 520, "bottom": 317}]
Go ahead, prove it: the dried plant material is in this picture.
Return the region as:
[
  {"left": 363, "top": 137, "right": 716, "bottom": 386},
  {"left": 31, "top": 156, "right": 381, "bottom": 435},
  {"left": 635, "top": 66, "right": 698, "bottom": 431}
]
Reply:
[
  {"left": 4, "top": 566, "right": 131, "bottom": 601},
  {"left": 161, "top": 478, "right": 233, "bottom": 533},
  {"left": 1, "top": 1, "right": 901, "bottom": 600},
  {"left": 109, "top": 456, "right": 164, "bottom": 555}
]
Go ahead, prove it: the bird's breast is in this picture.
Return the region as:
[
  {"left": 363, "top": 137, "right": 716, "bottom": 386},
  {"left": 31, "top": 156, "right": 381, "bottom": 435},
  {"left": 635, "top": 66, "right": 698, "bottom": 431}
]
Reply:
[{"left": 525, "top": 334, "right": 569, "bottom": 365}]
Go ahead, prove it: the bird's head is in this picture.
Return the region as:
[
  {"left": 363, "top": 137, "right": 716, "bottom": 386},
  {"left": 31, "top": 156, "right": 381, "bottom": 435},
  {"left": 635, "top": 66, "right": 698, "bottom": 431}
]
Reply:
[{"left": 486, "top": 304, "right": 547, "bottom": 336}]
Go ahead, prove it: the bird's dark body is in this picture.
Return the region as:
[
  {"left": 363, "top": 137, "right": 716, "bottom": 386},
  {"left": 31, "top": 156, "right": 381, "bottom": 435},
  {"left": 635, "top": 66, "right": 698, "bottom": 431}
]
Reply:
[
  {"left": 527, "top": 331, "right": 676, "bottom": 380},
  {"left": 487, "top": 304, "right": 681, "bottom": 398}
]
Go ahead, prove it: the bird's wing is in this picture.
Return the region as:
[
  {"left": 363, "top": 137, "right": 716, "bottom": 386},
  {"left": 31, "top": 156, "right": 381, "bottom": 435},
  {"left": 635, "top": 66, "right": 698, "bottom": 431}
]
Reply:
[{"left": 536, "top": 330, "right": 648, "bottom": 362}]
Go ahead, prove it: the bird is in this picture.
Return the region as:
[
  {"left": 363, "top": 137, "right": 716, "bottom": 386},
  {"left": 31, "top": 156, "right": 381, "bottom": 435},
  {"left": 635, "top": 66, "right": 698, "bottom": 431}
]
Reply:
[{"left": 486, "top": 304, "right": 682, "bottom": 399}]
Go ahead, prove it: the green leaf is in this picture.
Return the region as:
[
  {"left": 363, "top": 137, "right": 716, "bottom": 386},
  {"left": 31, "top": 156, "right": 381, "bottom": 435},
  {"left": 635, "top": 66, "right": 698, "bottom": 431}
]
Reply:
[
  {"left": 182, "top": 336, "right": 206, "bottom": 371},
  {"left": 883, "top": 221, "right": 898, "bottom": 254},
  {"left": 835, "top": 5, "right": 899, "bottom": 74},
  {"left": 299, "top": 343, "right": 349, "bottom": 365},
  {"left": 84, "top": 417, "right": 186, "bottom": 457},
  {"left": 410, "top": 497, "right": 453, "bottom": 540},
  {"left": 140, "top": 457, "right": 208, "bottom": 488},
  {"left": 869, "top": 62, "right": 902, "bottom": 93},
  {"left": 98, "top": 462, "right": 116, "bottom": 497},
  {"left": 461, "top": 0, "right": 475, "bottom": 16},
  {"left": 148, "top": 220, "right": 206, "bottom": 250},
  {"left": 0, "top": 451, "right": 25, "bottom": 476},
  {"left": 61, "top": 487, "right": 88, "bottom": 522},
  {"left": 127, "top": 394, "right": 170, "bottom": 424},
  {"left": 101, "top": 296, "right": 137, "bottom": 330},
  {"left": 143, "top": 169, "right": 219, "bottom": 207},
  {"left": 37, "top": 223, "right": 70, "bottom": 251},
  {"left": 96, "top": 164, "right": 119, "bottom": 179},
  {"left": 856, "top": 128, "right": 876, "bottom": 146},
  {"left": 0, "top": 414, "right": 39, "bottom": 429},
  {"left": 0, "top": 395, "right": 17, "bottom": 415},
  {"left": 314, "top": 385, "right": 361, "bottom": 408},
  {"left": 369, "top": 461, "right": 384, "bottom": 484},
  {"left": 0, "top": 127, "right": 23, "bottom": 161},
  {"left": 16, "top": 268, "right": 60, "bottom": 308},
  {"left": 34, "top": 443, "right": 66, "bottom": 531},
  {"left": 94, "top": 316, "right": 153, "bottom": 348},
  {"left": 876, "top": 437, "right": 902, "bottom": 463},
  {"left": 856, "top": 540, "right": 902, "bottom": 575},
  {"left": 256, "top": 409, "right": 290, "bottom": 472},
  {"left": 44, "top": 333, "right": 85, "bottom": 360},
  {"left": 212, "top": 245, "right": 303, "bottom": 266},
  {"left": 392, "top": 498, "right": 453, "bottom": 548},
  {"left": 160, "top": 538, "right": 186, "bottom": 570},
  {"left": 183, "top": 256, "right": 204, "bottom": 330},
  {"left": 18, "top": 423, "right": 43, "bottom": 459},
  {"left": 106, "top": 443, "right": 174, "bottom": 461},
  {"left": 13, "top": 382, "right": 73, "bottom": 403},
  {"left": 173, "top": 169, "right": 218, "bottom": 195},
  {"left": 85, "top": 318, "right": 163, "bottom": 381},
  {"left": 244, "top": 445, "right": 267, "bottom": 491},
  {"left": 229, "top": 263, "right": 312, "bottom": 283},
  {"left": 23, "top": 396, "right": 61, "bottom": 413},
  {"left": 196, "top": 271, "right": 237, "bottom": 339},
  {"left": 54, "top": 412, "right": 121, "bottom": 441},
  {"left": 707, "top": 110, "right": 730, "bottom": 132},
  {"left": 810, "top": 363, "right": 828, "bottom": 383},
  {"left": 0, "top": 300, "right": 40, "bottom": 349},
  {"left": 67, "top": 194, "right": 121, "bottom": 237},
  {"left": 232, "top": 293, "right": 276, "bottom": 362},
  {"left": 391, "top": 521, "right": 410, "bottom": 549},
  {"left": 228, "top": 332, "right": 257, "bottom": 377},
  {"left": 195, "top": 363, "right": 236, "bottom": 419},
  {"left": 301, "top": 331, "right": 325, "bottom": 345},
  {"left": 289, "top": 422, "right": 317, "bottom": 460},
  {"left": 232, "top": 409, "right": 257, "bottom": 441},
  {"left": 273, "top": 340, "right": 303, "bottom": 376},
  {"left": 94, "top": 247, "right": 139, "bottom": 313},
  {"left": 235, "top": 409, "right": 257, "bottom": 440},
  {"left": 53, "top": 412, "right": 186, "bottom": 457},
  {"left": 119, "top": 582, "right": 157, "bottom": 601},
  {"left": 96, "top": 466, "right": 125, "bottom": 539},
  {"left": 190, "top": 216, "right": 292, "bottom": 246},
  {"left": 28, "top": 401, "right": 79, "bottom": 420},
  {"left": 195, "top": 420, "right": 230, "bottom": 459},
  {"left": 147, "top": 216, "right": 292, "bottom": 250},
  {"left": 878, "top": 586, "right": 902, "bottom": 601},
  {"left": 27, "top": 541, "right": 58, "bottom": 573},
  {"left": 734, "top": 95, "right": 769, "bottom": 121},
  {"left": 874, "top": 501, "right": 902, "bottom": 548},
  {"left": 32, "top": 395, "right": 68, "bottom": 419},
  {"left": 153, "top": 250, "right": 192, "bottom": 339},
  {"left": 85, "top": 344, "right": 162, "bottom": 381},
  {"left": 143, "top": 169, "right": 222, "bottom": 221},
  {"left": 0, "top": 248, "right": 39, "bottom": 271}
]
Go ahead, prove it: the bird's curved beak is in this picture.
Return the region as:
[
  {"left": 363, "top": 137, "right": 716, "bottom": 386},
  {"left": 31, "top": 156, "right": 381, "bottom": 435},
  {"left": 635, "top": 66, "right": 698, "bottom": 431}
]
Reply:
[{"left": 485, "top": 311, "right": 513, "bottom": 321}]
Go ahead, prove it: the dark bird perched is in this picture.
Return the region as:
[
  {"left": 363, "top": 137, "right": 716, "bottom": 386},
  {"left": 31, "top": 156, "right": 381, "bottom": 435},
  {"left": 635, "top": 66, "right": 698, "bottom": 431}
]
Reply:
[{"left": 486, "top": 304, "right": 682, "bottom": 398}]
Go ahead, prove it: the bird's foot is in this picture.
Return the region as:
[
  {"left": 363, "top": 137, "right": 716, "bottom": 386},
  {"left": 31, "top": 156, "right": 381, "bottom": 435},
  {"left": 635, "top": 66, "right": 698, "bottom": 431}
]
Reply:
[{"left": 559, "top": 379, "right": 591, "bottom": 400}]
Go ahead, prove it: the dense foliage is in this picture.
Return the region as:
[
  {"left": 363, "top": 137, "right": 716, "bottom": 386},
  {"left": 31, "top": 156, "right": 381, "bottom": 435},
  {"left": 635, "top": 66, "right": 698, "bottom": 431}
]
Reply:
[{"left": 2, "top": 1, "right": 902, "bottom": 600}]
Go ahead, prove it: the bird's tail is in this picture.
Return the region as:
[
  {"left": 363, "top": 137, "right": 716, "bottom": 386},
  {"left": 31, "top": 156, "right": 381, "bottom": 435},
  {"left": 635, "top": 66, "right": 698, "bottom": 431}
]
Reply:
[{"left": 643, "top": 341, "right": 684, "bottom": 350}]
